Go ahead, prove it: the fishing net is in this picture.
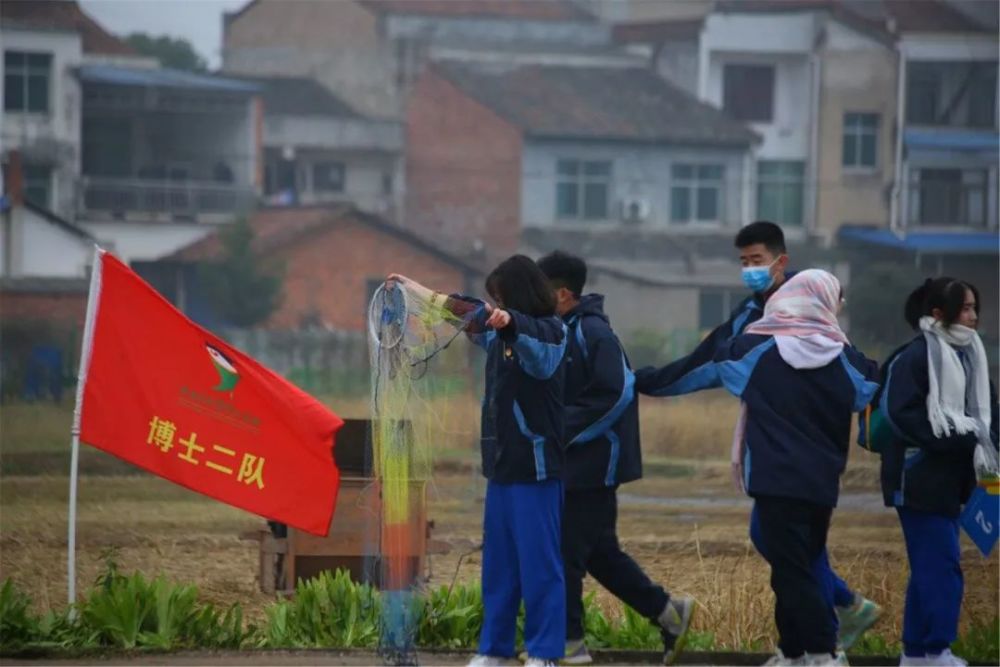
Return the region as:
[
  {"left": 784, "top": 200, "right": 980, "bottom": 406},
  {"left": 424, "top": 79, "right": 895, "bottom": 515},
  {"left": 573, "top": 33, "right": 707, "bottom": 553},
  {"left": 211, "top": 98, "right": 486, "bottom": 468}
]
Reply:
[{"left": 366, "top": 280, "right": 478, "bottom": 665}]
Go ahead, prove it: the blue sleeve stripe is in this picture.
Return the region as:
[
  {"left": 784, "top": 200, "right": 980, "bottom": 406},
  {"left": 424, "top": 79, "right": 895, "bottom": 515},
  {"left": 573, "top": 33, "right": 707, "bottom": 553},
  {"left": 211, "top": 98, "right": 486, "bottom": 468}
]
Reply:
[
  {"left": 514, "top": 323, "right": 567, "bottom": 380},
  {"left": 717, "top": 338, "right": 775, "bottom": 397},
  {"left": 570, "top": 352, "right": 635, "bottom": 445},
  {"left": 649, "top": 360, "right": 722, "bottom": 397},
  {"left": 731, "top": 308, "right": 753, "bottom": 339},
  {"left": 575, "top": 319, "right": 588, "bottom": 363},
  {"left": 513, "top": 400, "right": 547, "bottom": 481},
  {"left": 839, "top": 352, "right": 880, "bottom": 412},
  {"left": 604, "top": 430, "right": 621, "bottom": 486}
]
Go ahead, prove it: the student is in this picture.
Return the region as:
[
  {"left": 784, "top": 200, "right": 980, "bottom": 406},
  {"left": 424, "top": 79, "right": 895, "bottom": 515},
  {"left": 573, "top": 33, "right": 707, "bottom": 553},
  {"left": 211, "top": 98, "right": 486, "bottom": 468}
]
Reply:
[
  {"left": 537, "top": 251, "right": 694, "bottom": 666},
  {"left": 880, "top": 278, "right": 998, "bottom": 667},
  {"left": 636, "top": 222, "right": 882, "bottom": 650},
  {"left": 716, "top": 270, "right": 879, "bottom": 667},
  {"left": 388, "top": 256, "right": 568, "bottom": 667}
]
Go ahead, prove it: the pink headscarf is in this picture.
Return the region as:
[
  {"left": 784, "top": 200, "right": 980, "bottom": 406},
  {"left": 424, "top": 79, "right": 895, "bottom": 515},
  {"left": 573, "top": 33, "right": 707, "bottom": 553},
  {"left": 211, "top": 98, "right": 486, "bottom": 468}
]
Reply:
[{"left": 745, "top": 269, "right": 847, "bottom": 343}]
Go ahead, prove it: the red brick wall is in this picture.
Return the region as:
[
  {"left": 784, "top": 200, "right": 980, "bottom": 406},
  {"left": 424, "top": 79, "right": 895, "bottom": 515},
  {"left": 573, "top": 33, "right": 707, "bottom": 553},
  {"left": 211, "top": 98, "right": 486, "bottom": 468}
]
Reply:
[
  {"left": 405, "top": 69, "right": 523, "bottom": 259},
  {"left": 268, "top": 216, "right": 473, "bottom": 330},
  {"left": 0, "top": 292, "right": 87, "bottom": 327}
]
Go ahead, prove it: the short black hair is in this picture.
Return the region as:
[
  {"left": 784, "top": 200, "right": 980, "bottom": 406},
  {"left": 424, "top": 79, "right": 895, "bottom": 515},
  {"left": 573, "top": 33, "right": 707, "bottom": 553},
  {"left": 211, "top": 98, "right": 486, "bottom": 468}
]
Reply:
[
  {"left": 485, "top": 254, "right": 556, "bottom": 318},
  {"left": 537, "top": 250, "right": 587, "bottom": 297},
  {"left": 734, "top": 221, "right": 786, "bottom": 255},
  {"left": 904, "top": 277, "right": 980, "bottom": 329}
]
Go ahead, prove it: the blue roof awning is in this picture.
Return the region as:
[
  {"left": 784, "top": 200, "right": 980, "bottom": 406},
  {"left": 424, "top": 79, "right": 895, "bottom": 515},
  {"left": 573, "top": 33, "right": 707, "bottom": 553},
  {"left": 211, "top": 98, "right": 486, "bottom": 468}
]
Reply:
[
  {"left": 78, "top": 65, "right": 261, "bottom": 94},
  {"left": 904, "top": 127, "right": 999, "bottom": 155},
  {"left": 839, "top": 226, "right": 999, "bottom": 255}
]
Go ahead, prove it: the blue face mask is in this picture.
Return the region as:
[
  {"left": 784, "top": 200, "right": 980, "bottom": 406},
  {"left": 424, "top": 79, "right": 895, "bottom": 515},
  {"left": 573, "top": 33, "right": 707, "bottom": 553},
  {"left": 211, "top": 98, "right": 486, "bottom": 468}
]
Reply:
[{"left": 741, "top": 259, "right": 778, "bottom": 293}]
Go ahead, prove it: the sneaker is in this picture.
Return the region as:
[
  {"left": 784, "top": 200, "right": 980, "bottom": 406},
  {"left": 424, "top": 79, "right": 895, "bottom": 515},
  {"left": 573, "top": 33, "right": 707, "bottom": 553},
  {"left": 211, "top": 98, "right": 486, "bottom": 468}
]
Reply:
[
  {"left": 836, "top": 596, "right": 883, "bottom": 650},
  {"left": 524, "top": 659, "right": 557, "bottom": 667},
  {"left": 468, "top": 656, "right": 506, "bottom": 667},
  {"left": 923, "top": 650, "right": 967, "bottom": 666},
  {"left": 899, "top": 656, "right": 928, "bottom": 666},
  {"left": 801, "top": 653, "right": 843, "bottom": 666},
  {"left": 562, "top": 639, "right": 593, "bottom": 665},
  {"left": 762, "top": 649, "right": 800, "bottom": 666},
  {"left": 658, "top": 595, "right": 696, "bottom": 665},
  {"left": 834, "top": 650, "right": 850, "bottom": 666}
]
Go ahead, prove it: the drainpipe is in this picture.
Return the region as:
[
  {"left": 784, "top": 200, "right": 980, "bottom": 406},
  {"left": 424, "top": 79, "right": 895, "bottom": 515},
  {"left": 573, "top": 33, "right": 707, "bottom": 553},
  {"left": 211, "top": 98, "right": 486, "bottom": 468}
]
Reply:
[{"left": 890, "top": 47, "right": 907, "bottom": 236}]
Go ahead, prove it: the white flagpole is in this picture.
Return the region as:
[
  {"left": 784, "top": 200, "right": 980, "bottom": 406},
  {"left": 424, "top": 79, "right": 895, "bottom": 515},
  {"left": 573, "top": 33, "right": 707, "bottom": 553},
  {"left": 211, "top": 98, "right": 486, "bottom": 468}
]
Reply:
[{"left": 68, "top": 246, "right": 104, "bottom": 607}]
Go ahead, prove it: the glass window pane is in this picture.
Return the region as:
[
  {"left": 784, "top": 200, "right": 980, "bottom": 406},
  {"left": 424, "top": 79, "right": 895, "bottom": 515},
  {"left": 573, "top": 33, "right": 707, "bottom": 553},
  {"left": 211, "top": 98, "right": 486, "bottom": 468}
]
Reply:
[
  {"left": 785, "top": 161, "right": 805, "bottom": 178},
  {"left": 698, "top": 164, "right": 723, "bottom": 180},
  {"left": 671, "top": 187, "right": 690, "bottom": 222},
  {"left": 672, "top": 164, "right": 693, "bottom": 180},
  {"left": 583, "top": 161, "right": 610, "bottom": 177},
  {"left": 861, "top": 113, "right": 878, "bottom": 130},
  {"left": 557, "top": 160, "right": 578, "bottom": 177},
  {"left": 966, "top": 187, "right": 985, "bottom": 226},
  {"left": 860, "top": 134, "right": 876, "bottom": 166},
  {"left": 758, "top": 161, "right": 779, "bottom": 178},
  {"left": 784, "top": 183, "right": 804, "bottom": 226},
  {"left": 4, "top": 73, "right": 24, "bottom": 111},
  {"left": 757, "top": 183, "right": 780, "bottom": 221},
  {"left": 27, "top": 74, "right": 48, "bottom": 112},
  {"left": 5, "top": 52, "right": 25, "bottom": 67},
  {"left": 697, "top": 186, "right": 719, "bottom": 220},
  {"left": 844, "top": 112, "right": 859, "bottom": 130},
  {"left": 843, "top": 133, "right": 857, "bottom": 166},
  {"left": 583, "top": 183, "right": 608, "bottom": 220},
  {"left": 313, "top": 162, "right": 344, "bottom": 192},
  {"left": 557, "top": 182, "right": 578, "bottom": 218}
]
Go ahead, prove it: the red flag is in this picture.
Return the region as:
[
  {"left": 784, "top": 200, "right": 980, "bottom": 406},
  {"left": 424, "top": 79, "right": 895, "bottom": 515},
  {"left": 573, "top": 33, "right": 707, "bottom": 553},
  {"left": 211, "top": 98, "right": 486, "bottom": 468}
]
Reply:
[{"left": 77, "top": 251, "right": 343, "bottom": 535}]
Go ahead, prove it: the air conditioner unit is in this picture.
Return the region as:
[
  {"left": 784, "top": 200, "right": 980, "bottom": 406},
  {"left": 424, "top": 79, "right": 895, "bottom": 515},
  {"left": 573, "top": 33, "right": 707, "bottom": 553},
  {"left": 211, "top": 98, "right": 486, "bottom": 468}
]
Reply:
[{"left": 620, "top": 197, "right": 651, "bottom": 224}]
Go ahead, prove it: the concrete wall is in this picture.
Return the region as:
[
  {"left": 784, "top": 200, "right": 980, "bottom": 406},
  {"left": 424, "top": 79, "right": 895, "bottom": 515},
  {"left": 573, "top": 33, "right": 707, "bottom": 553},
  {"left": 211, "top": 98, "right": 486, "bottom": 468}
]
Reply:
[
  {"left": 6, "top": 207, "right": 91, "bottom": 278},
  {"left": 521, "top": 140, "right": 749, "bottom": 230},
  {"left": 385, "top": 14, "right": 609, "bottom": 48},
  {"left": 0, "top": 28, "right": 83, "bottom": 219},
  {"left": 79, "top": 221, "right": 216, "bottom": 264},
  {"left": 813, "top": 22, "right": 897, "bottom": 240},
  {"left": 656, "top": 40, "right": 699, "bottom": 96}
]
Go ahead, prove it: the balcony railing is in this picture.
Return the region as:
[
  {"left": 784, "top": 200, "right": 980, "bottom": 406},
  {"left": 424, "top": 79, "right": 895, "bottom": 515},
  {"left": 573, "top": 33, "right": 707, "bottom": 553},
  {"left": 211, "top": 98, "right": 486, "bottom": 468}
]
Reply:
[
  {"left": 80, "top": 177, "right": 257, "bottom": 218},
  {"left": 907, "top": 179, "right": 990, "bottom": 228}
]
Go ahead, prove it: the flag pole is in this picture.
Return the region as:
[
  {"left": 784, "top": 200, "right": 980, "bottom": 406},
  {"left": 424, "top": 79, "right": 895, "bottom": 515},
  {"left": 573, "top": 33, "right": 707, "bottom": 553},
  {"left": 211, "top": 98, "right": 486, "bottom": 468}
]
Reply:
[{"left": 68, "top": 246, "right": 104, "bottom": 607}]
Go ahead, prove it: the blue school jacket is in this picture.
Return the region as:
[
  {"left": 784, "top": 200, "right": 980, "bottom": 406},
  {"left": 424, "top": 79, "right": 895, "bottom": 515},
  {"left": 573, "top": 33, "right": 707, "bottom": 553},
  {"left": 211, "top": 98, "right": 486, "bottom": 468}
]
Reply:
[
  {"left": 635, "top": 272, "right": 798, "bottom": 397},
  {"left": 459, "top": 299, "right": 568, "bottom": 484},
  {"left": 715, "top": 334, "right": 879, "bottom": 507},
  {"left": 562, "top": 295, "right": 641, "bottom": 490},
  {"left": 879, "top": 335, "right": 999, "bottom": 518}
]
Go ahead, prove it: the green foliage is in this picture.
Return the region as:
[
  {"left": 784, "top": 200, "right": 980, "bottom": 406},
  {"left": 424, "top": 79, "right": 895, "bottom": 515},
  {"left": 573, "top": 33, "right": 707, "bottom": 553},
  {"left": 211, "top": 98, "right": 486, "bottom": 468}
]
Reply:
[
  {"left": 951, "top": 615, "right": 999, "bottom": 665},
  {"left": 123, "top": 33, "right": 207, "bottom": 71},
  {"left": 198, "top": 218, "right": 284, "bottom": 328},
  {"left": 0, "top": 579, "right": 39, "bottom": 650},
  {"left": 265, "top": 570, "right": 380, "bottom": 648},
  {"left": 417, "top": 584, "right": 482, "bottom": 649}
]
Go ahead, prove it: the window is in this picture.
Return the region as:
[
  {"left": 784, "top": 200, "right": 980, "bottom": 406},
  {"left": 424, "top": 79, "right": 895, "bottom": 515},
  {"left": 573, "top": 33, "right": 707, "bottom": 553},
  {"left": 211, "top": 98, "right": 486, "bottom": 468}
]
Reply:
[
  {"left": 907, "top": 62, "right": 998, "bottom": 128},
  {"left": 699, "top": 289, "right": 743, "bottom": 331},
  {"left": 4, "top": 51, "right": 52, "bottom": 113},
  {"left": 23, "top": 164, "right": 51, "bottom": 208},
  {"left": 757, "top": 161, "right": 805, "bottom": 227},
  {"left": 382, "top": 171, "right": 394, "bottom": 196},
  {"left": 671, "top": 164, "right": 725, "bottom": 224},
  {"left": 909, "top": 168, "right": 988, "bottom": 228},
  {"left": 723, "top": 64, "right": 774, "bottom": 123},
  {"left": 312, "top": 161, "right": 345, "bottom": 193},
  {"left": 842, "top": 113, "right": 879, "bottom": 169},
  {"left": 556, "top": 159, "right": 612, "bottom": 221}
]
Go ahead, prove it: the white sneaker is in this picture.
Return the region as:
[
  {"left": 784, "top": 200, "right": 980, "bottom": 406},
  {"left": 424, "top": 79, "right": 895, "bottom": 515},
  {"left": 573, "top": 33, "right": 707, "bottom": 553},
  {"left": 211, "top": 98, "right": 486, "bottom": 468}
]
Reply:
[
  {"left": 899, "top": 656, "right": 928, "bottom": 666},
  {"left": 834, "top": 650, "right": 850, "bottom": 666},
  {"left": 467, "top": 656, "right": 506, "bottom": 667},
  {"left": 801, "top": 653, "right": 842, "bottom": 666},
  {"left": 923, "top": 650, "right": 967, "bottom": 666},
  {"left": 523, "top": 659, "right": 557, "bottom": 667},
  {"left": 762, "top": 650, "right": 800, "bottom": 666}
]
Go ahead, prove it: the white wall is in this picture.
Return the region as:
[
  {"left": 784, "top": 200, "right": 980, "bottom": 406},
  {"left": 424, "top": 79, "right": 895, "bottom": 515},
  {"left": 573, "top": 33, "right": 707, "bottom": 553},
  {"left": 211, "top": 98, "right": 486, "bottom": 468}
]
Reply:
[
  {"left": 78, "top": 221, "right": 217, "bottom": 264},
  {"left": 521, "top": 140, "right": 749, "bottom": 230},
  {"left": 11, "top": 207, "right": 91, "bottom": 278},
  {"left": 264, "top": 115, "right": 402, "bottom": 153},
  {"left": 0, "top": 28, "right": 84, "bottom": 219}
]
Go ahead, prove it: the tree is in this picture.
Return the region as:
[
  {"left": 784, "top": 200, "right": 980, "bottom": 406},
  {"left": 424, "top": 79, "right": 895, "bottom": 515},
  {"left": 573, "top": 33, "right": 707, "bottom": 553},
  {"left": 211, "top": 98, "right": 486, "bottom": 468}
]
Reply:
[
  {"left": 199, "top": 218, "right": 284, "bottom": 328},
  {"left": 124, "top": 33, "right": 207, "bottom": 72}
]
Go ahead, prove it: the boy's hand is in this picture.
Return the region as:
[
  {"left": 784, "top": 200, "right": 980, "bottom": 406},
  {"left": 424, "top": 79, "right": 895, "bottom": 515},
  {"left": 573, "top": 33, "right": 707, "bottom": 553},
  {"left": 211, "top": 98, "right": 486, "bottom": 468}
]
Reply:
[{"left": 485, "top": 308, "right": 511, "bottom": 330}]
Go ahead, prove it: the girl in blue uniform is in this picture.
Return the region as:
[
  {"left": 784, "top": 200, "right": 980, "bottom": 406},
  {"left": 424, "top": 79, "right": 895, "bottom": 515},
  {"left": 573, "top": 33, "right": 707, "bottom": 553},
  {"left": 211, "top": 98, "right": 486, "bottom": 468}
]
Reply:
[
  {"left": 389, "top": 256, "right": 568, "bottom": 667},
  {"left": 880, "top": 278, "right": 998, "bottom": 667}
]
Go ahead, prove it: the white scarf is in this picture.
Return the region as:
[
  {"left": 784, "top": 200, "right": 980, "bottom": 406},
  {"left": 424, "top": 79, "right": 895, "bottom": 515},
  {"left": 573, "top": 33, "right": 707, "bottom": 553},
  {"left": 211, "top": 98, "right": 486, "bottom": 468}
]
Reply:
[{"left": 919, "top": 316, "right": 995, "bottom": 475}]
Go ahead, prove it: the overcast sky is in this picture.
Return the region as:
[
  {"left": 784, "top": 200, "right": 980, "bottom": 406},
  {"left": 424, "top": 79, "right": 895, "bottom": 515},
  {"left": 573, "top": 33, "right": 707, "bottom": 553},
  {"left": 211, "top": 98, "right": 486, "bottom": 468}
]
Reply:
[{"left": 80, "top": 0, "right": 248, "bottom": 69}]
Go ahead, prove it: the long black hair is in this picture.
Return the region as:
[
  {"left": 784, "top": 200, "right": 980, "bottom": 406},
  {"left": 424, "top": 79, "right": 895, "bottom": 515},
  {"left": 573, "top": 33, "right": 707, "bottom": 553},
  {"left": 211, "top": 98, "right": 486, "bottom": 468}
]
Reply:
[
  {"left": 904, "top": 276, "right": 980, "bottom": 329},
  {"left": 485, "top": 254, "right": 556, "bottom": 318}
]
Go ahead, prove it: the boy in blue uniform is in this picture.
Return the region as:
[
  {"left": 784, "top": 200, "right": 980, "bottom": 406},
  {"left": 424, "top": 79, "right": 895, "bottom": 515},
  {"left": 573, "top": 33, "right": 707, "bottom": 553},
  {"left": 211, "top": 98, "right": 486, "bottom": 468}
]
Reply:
[
  {"left": 635, "top": 222, "right": 881, "bottom": 651},
  {"left": 880, "top": 278, "right": 998, "bottom": 667},
  {"left": 389, "top": 256, "right": 568, "bottom": 667},
  {"left": 538, "top": 251, "right": 695, "bottom": 666},
  {"left": 716, "top": 270, "right": 879, "bottom": 666}
]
